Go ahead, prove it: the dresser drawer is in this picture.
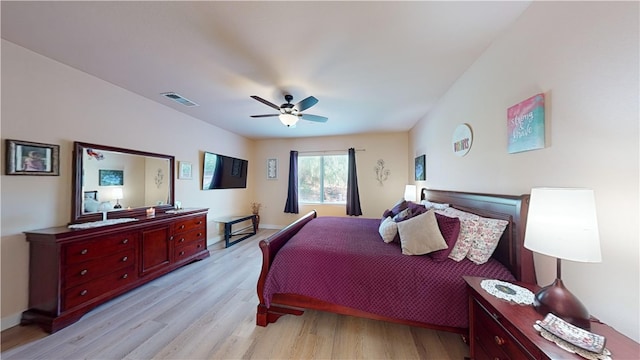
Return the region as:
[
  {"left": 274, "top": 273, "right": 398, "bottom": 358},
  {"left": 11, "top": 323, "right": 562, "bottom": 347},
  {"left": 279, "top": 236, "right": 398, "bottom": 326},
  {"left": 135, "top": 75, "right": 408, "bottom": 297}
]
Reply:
[
  {"left": 173, "top": 215, "right": 206, "bottom": 234},
  {"left": 64, "top": 249, "right": 135, "bottom": 289},
  {"left": 63, "top": 265, "right": 137, "bottom": 310},
  {"left": 64, "top": 232, "right": 135, "bottom": 264},
  {"left": 473, "top": 299, "right": 529, "bottom": 360},
  {"left": 174, "top": 239, "right": 206, "bottom": 261},
  {"left": 173, "top": 228, "right": 205, "bottom": 247}
]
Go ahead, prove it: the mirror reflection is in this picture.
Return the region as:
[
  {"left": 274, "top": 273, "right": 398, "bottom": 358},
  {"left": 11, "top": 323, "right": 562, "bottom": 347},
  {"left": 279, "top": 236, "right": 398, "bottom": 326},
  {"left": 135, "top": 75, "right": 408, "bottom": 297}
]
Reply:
[{"left": 73, "top": 142, "right": 174, "bottom": 223}]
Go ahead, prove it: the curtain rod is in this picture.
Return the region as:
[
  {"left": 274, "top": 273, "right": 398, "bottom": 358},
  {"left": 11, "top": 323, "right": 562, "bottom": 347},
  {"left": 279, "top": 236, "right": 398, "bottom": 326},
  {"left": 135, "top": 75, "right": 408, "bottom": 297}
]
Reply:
[{"left": 298, "top": 148, "right": 366, "bottom": 154}]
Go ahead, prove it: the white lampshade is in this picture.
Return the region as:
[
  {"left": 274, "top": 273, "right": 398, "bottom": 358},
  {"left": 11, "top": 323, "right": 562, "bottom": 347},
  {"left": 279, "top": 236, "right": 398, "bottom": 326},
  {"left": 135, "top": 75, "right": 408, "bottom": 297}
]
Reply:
[
  {"left": 278, "top": 113, "right": 298, "bottom": 127},
  {"left": 404, "top": 184, "right": 417, "bottom": 202},
  {"left": 112, "top": 187, "right": 123, "bottom": 200},
  {"left": 524, "top": 188, "right": 601, "bottom": 263}
]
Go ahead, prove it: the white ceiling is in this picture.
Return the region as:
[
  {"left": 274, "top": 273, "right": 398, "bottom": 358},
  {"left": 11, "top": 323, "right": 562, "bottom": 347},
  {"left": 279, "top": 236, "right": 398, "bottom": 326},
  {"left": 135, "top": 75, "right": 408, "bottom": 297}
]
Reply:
[{"left": 1, "top": 1, "right": 531, "bottom": 140}]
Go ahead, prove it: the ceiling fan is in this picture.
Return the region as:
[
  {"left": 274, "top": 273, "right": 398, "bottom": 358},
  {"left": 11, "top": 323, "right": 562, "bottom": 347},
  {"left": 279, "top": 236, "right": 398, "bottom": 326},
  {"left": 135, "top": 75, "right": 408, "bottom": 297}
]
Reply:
[{"left": 250, "top": 94, "right": 328, "bottom": 127}]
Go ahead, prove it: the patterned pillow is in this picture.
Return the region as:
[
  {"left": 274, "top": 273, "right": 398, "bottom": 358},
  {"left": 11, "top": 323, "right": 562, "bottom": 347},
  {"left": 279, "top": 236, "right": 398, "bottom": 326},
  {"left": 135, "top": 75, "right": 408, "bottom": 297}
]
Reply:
[
  {"left": 429, "top": 213, "right": 461, "bottom": 262},
  {"left": 378, "top": 216, "right": 398, "bottom": 243},
  {"left": 466, "top": 217, "right": 509, "bottom": 264},
  {"left": 393, "top": 208, "right": 412, "bottom": 222},
  {"left": 421, "top": 200, "right": 450, "bottom": 210},
  {"left": 397, "top": 210, "right": 448, "bottom": 255},
  {"left": 437, "top": 207, "right": 480, "bottom": 261}
]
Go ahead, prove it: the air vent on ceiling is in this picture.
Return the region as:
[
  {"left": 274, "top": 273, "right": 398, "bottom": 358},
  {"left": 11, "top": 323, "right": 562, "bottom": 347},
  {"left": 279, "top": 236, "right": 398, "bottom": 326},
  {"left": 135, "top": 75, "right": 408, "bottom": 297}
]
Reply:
[{"left": 161, "top": 92, "right": 199, "bottom": 107}]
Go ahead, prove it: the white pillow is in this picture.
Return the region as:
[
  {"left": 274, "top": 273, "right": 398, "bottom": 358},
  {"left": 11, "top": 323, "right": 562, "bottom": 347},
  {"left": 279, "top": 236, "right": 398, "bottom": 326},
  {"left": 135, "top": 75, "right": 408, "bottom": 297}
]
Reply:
[
  {"left": 421, "top": 200, "right": 450, "bottom": 210},
  {"left": 378, "top": 216, "right": 398, "bottom": 243},
  {"left": 397, "top": 210, "right": 448, "bottom": 255}
]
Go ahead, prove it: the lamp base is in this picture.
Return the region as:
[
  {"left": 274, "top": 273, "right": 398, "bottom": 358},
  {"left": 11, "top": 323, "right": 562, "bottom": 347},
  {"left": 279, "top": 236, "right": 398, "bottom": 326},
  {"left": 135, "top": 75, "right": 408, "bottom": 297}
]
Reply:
[
  {"left": 113, "top": 203, "right": 122, "bottom": 209},
  {"left": 533, "top": 278, "right": 591, "bottom": 330}
]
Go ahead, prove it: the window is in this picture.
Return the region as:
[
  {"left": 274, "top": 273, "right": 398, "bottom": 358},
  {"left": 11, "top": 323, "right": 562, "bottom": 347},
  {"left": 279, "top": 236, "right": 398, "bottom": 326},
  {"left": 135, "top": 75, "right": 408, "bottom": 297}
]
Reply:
[{"left": 298, "top": 154, "right": 348, "bottom": 203}]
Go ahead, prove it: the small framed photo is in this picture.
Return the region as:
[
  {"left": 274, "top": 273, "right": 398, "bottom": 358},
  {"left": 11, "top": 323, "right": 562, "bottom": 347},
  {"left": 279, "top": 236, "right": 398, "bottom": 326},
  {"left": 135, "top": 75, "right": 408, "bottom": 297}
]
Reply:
[
  {"left": 99, "top": 169, "right": 124, "bottom": 186},
  {"left": 178, "top": 161, "right": 193, "bottom": 180},
  {"left": 415, "top": 154, "right": 426, "bottom": 181},
  {"left": 5, "top": 139, "right": 60, "bottom": 176},
  {"left": 267, "top": 158, "right": 278, "bottom": 180}
]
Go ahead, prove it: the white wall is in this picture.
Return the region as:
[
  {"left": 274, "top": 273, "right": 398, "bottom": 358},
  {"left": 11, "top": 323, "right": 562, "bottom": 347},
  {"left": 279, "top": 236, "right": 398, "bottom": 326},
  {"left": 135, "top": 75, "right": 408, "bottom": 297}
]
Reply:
[
  {"left": 409, "top": 2, "right": 639, "bottom": 341},
  {"left": 0, "top": 40, "right": 255, "bottom": 329},
  {"left": 254, "top": 132, "right": 409, "bottom": 228}
]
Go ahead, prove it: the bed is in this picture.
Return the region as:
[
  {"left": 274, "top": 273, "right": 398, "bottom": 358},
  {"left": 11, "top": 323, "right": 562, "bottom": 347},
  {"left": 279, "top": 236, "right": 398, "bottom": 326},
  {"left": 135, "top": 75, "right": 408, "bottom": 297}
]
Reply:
[{"left": 256, "top": 189, "right": 536, "bottom": 335}]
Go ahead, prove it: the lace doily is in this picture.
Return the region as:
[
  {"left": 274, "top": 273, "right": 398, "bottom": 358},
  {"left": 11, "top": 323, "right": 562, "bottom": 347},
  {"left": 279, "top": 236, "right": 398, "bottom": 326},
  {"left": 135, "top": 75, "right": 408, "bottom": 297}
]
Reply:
[
  {"left": 534, "top": 323, "right": 612, "bottom": 360},
  {"left": 68, "top": 218, "right": 138, "bottom": 229},
  {"left": 480, "top": 279, "right": 534, "bottom": 305}
]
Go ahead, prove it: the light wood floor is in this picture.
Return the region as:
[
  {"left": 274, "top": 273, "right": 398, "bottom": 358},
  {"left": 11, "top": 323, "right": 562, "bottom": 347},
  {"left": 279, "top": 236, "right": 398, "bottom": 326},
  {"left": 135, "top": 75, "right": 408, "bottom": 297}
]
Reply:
[{"left": 1, "top": 229, "right": 469, "bottom": 359}]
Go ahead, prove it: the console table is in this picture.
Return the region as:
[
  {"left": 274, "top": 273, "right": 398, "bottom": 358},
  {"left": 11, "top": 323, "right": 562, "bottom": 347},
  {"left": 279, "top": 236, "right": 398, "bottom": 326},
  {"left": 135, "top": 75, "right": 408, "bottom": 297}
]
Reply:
[{"left": 215, "top": 214, "right": 257, "bottom": 247}]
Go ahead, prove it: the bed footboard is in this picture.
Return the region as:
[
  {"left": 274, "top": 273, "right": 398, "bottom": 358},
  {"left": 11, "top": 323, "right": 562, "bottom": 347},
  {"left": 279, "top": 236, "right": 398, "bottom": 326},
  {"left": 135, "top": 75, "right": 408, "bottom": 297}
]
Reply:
[{"left": 256, "top": 210, "right": 317, "bottom": 326}]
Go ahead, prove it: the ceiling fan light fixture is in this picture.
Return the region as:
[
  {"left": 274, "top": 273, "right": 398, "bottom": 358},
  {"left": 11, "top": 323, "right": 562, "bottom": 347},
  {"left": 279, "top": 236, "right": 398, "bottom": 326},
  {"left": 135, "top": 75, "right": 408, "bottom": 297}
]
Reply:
[{"left": 279, "top": 113, "right": 298, "bottom": 127}]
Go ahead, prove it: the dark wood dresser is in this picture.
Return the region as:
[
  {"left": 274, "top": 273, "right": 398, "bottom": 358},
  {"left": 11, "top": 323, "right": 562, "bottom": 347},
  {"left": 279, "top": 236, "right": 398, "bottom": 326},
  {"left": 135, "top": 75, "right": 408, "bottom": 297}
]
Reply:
[
  {"left": 464, "top": 276, "right": 639, "bottom": 359},
  {"left": 21, "top": 208, "right": 209, "bottom": 333}
]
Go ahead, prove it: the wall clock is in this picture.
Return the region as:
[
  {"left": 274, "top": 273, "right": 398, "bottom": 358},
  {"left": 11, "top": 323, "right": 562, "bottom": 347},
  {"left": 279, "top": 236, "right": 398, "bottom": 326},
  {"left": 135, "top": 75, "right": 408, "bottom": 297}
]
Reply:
[{"left": 452, "top": 123, "right": 473, "bottom": 157}]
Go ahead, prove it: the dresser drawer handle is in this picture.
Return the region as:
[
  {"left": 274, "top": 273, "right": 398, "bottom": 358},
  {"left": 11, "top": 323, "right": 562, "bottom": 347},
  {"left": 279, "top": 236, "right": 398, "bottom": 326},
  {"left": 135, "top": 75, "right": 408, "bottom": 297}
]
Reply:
[
  {"left": 122, "top": 238, "right": 129, "bottom": 244},
  {"left": 122, "top": 273, "right": 128, "bottom": 279},
  {"left": 494, "top": 336, "right": 505, "bottom": 346},
  {"left": 197, "top": 233, "right": 202, "bottom": 237},
  {"left": 197, "top": 221, "right": 202, "bottom": 225},
  {"left": 179, "top": 251, "right": 185, "bottom": 256},
  {"left": 180, "top": 225, "right": 185, "bottom": 229},
  {"left": 197, "top": 244, "right": 202, "bottom": 248},
  {"left": 179, "top": 238, "right": 185, "bottom": 243},
  {"left": 80, "top": 249, "right": 88, "bottom": 255},
  {"left": 122, "top": 256, "right": 128, "bottom": 262},
  {"left": 80, "top": 269, "right": 88, "bottom": 276},
  {"left": 80, "top": 290, "right": 88, "bottom": 296}
]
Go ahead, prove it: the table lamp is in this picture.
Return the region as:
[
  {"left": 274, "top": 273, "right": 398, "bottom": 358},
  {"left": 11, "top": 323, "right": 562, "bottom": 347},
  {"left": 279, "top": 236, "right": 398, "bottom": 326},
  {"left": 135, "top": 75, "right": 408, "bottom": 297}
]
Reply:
[
  {"left": 404, "top": 185, "right": 417, "bottom": 202},
  {"left": 112, "top": 188, "right": 123, "bottom": 209},
  {"left": 524, "top": 187, "right": 602, "bottom": 330}
]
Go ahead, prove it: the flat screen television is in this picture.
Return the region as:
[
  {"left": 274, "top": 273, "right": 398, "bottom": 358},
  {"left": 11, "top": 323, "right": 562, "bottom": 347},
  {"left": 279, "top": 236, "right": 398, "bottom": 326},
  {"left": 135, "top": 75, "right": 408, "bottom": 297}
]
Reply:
[{"left": 202, "top": 152, "right": 248, "bottom": 189}]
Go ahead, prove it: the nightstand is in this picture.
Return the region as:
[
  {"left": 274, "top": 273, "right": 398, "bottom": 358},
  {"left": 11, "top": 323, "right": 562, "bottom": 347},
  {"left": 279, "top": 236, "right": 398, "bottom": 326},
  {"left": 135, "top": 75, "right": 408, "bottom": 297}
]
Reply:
[{"left": 464, "top": 276, "right": 639, "bottom": 360}]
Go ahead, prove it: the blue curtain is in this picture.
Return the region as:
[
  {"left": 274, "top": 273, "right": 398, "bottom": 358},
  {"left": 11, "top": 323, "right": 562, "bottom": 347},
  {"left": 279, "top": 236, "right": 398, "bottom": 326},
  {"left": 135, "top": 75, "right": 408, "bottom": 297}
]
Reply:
[
  {"left": 346, "top": 148, "right": 362, "bottom": 216},
  {"left": 284, "top": 150, "right": 299, "bottom": 214}
]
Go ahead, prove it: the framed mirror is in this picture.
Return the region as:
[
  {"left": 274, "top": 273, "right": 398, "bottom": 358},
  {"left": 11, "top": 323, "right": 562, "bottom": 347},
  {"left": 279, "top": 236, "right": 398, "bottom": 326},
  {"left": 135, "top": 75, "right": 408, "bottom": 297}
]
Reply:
[{"left": 72, "top": 142, "right": 175, "bottom": 223}]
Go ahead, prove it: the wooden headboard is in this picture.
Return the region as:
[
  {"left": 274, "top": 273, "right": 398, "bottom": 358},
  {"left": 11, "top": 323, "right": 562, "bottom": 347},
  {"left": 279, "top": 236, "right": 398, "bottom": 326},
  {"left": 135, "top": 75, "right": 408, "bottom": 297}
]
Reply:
[{"left": 421, "top": 188, "right": 535, "bottom": 283}]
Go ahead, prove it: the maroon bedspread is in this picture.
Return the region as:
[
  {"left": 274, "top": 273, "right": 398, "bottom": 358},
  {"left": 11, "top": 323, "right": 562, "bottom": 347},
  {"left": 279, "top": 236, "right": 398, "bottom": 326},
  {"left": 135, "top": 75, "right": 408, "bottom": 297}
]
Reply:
[{"left": 263, "top": 216, "right": 515, "bottom": 328}]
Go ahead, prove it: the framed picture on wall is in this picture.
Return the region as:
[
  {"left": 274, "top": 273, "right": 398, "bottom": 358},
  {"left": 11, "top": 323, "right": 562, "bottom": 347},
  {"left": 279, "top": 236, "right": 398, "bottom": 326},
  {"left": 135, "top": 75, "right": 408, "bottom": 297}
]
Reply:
[
  {"left": 99, "top": 169, "right": 124, "bottom": 186},
  {"left": 267, "top": 158, "right": 278, "bottom": 180},
  {"left": 178, "top": 161, "right": 193, "bottom": 180},
  {"left": 5, "top": 139, "right": 60, "bottom": 176},
  {"left": 415, "top": 155, "right": 426, "bottom": 181}
]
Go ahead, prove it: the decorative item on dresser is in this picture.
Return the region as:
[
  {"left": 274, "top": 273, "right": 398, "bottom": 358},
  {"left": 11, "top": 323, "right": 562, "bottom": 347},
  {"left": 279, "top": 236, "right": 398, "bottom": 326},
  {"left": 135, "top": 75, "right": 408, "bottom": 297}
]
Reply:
[
  {"left": 465, "top": 276, "right": 639, "bottom": 360},
  {"left": 21, "top": 208, "right": 209, "bottom": 333}
]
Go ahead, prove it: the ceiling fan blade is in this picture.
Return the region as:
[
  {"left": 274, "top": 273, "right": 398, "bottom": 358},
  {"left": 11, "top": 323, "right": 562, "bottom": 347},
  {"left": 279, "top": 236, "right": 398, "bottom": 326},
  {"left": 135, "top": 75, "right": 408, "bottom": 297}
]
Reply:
[
  {"left": 251, "top": 95, "right": 281, "bottom": 110},
  {"left": 250, "top": 114, "right": 279, "bottom": 118},
  {"left": 294, "top": 96, "right": 318, "bottom": 112},
  {"left": 300, "top": 114, "right": 328, "bottom": 123}
]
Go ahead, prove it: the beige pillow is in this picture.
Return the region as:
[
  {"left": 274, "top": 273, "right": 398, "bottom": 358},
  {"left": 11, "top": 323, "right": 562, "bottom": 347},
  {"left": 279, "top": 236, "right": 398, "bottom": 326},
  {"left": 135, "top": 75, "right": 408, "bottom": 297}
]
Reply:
[
  {"left": 378, "top": 216, "right": 398, "bottom": 243},
  {"left": 397, "top": 210, "right": 448, "bottom": 255}
]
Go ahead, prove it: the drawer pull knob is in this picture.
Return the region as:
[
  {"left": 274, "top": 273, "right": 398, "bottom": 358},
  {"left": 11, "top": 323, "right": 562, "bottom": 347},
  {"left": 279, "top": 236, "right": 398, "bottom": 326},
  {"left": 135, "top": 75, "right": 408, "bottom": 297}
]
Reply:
[
  {"left": 80, "top": 269, "right": 88, "bottom": 276},
  {"left": 122, "top": 239, "right": 129, "bottom": 244},
  {"left": 197, "top": 244, "right": 202, "bottom": 248},
  {"left": 494, "top": 336, "right": 505, "bottom": 346},
  {"left": 197, "top": 221, "right": 202, "bottom": 225},
  {"left": 170, "top": 236, "right": 174, "bottom": 241},
  {"left": 122, "top": 273, "right": 128, "bottom": 279},
  {"left": 81, "top": 249, "right": 88, "bottom": 255},
  {"left": 122, "top": 256, "right": 128, "bottom": 262},
  {"left": 179, "top": 238, "right": 185, "bottom": 243},
  {"left": 197, "top": 233, "right": 202, "bottom": 237},
  {"left": 80, "top": 290, "right": 88, "bottom": 296},
  {"left": 179, "top": 251, "right": 185, "bottom": 256},
  {"left": 180, "top": 225, "right": 185, "bottom": 229}
]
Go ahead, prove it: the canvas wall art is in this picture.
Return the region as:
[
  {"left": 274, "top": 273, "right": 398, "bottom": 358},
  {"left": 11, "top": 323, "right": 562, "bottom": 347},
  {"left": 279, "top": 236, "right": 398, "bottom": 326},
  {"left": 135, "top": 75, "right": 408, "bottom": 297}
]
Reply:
[{"left": 507, "top": 93, "right": 545, "bottom": 153}]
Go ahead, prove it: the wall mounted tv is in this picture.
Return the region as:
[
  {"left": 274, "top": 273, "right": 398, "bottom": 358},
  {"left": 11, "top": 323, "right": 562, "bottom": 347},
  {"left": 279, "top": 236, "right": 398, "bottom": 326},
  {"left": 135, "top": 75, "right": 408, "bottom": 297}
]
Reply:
[{"left": 202, "top": 152, "right": 248, "bottom": 189}]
